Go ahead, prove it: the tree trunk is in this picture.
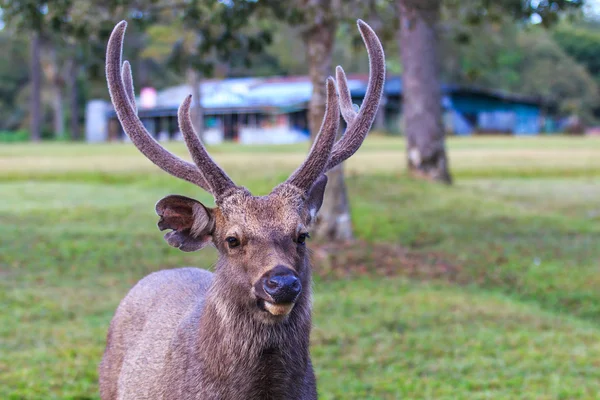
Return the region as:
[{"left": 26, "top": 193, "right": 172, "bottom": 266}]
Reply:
[
  {"left": 304, "top": 12, "right": 353, "bottom": 241},
  {"left": 48, "top": 44, "right": 65, "bottom": 139},
  {"left": 186, "top": 67, "right": 204, "bottom": 140},
  {"left": 29, "top": 32, "right": 42, "bottom": 142},
  {"left": 66, "top": 56, "right": 81, "bottom": 140},
  {"left": 305, "top": 20, "right": 335, "bottom": 143},
  {"left": 398, "top": 0, "right": 452, "bottom": 183},
  {"left": 374, "top": 94, "right": 387, "bottom": 131},
  {"left": 313, "top": 163, "right": 354, "bottom": 241}
]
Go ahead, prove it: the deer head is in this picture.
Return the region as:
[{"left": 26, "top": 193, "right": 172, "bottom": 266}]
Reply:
[{"left": 106, "top": 20, "right": 385, "bottom": 322}]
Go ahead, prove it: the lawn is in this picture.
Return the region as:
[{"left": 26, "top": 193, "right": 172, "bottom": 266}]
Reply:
[{"left": 1, "top": 136, "right": 600, "bottom": 399}]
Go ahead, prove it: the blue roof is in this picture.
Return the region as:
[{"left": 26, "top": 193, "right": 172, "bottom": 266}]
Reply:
[
  {"left": 116, "top": 74, "right": 542, "bottom": 117},
  {"left": 141, "top": 76, "right": 369, "bottom": 112},
  {"left": 354, "top": 76, "right": 541, "bottom": 106}
]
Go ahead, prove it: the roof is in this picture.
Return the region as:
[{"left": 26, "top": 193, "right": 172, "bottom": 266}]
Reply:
[
  {"left": 146, "top": 74, "right": 368, "bottom": 111},
  {"left": 383, "top": 77, "right": 543, "bottom": 106},
  {"left": 107, "top": 74, "right": 544, "bottom": 118}
]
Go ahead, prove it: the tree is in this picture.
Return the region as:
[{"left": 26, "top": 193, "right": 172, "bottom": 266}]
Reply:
[
  {"left": 397, "top": 0, "right": 451, "bottom": 183},
  {"left": 144, "top": 22, "right": 206, "bottom": 135},
  {"left": 295, "top": 1, "right": 354, "bottom": 240},
  {"left": 142, "top": 2, "right": 278, "bottom": 139},
  {"left": 1, "top": 0, "right": 46, "bottom": 140},
  {"left": 64, "top": 44, "right": 83, "bottom": 140},
  {"left": 293, "top": 0, "right": 392, "bottom": 241},
  {"left": 42, "top": 38, "right": 65, "bottom": 138},
  {"left": 439, "top": 18, "right": 599, "bottom": 124},
  {"left": 29, "top": 31, "right": 42, "bottom": 141},
  {"left": 0, "top": 31, "right": 29, "bottom": 131},
  {"left": 0, "top": 0, "right": 166, "bottom": 139},
  {"left": 396, "top": 0, "right": 585, "bottom": 183},
  {"left": 553, "top": 22, "right": 600, "bottom": 84},
  {"left": 517, "top": 28, "right": 599, "bottom": 124}
]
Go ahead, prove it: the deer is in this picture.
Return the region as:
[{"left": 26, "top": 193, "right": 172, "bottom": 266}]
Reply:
[{"left": 99, "top": 18, "right": 385, "bottom": 400}]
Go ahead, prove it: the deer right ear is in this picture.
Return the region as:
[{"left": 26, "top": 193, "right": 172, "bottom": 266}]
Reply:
[
  {"left": 305, "top": 174, "right": 328, "bottom": 226},
  {"left": 155, "top": 195, "right": 215, "bottom": 252}
]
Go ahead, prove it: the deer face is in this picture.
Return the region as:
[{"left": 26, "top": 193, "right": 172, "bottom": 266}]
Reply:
[{"left": 155, "top": 179, "right": 327, "bottom": 320}]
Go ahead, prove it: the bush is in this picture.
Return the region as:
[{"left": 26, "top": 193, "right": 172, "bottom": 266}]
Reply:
[{"left": 0, "top": 130, "right": 29, "bottom": 143}]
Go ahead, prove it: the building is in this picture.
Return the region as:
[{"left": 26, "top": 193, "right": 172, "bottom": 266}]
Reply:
[
  {"left": 86, "top": 75, "right": 547, "bottom": 143},
  {"left": 383, "top": 77, "right": 545, "bottom": 136}
]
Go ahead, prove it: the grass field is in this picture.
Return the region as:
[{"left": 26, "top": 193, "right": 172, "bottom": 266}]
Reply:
[{"left": 1, "top": 136, "right": 600, "bottom": 399}]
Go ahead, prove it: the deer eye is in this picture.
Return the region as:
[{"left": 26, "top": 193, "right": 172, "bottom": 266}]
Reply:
[
  {"left": 226, "top": 236, "right": 240, "bottom": 248},
  {"left": 297, "top": 232, "right": 310, "bottom": 245}
]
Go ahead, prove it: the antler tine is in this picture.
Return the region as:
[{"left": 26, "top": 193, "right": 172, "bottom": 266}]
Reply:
[
  {"left": 285, "top": 77, "right": 340, "bottom": 193},
  {"left": 178, "top": 96, "right": 236, "bottom": 199},
  {"left": 121, "top": 61, "right": 137, "bottom": 114},
  {"left": 106, "top": 21, "right": 212, "bottom": 193},
  {"left": 325, "top": 20, "right": 386, "bottom": 171},
  {"left": 335, "top": 66, "right": 356, "bottom": 125}
]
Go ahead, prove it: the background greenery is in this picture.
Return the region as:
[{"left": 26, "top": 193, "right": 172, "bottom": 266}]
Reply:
[
  {"left": 0, "top": 1, "right": 600, "bottom": 138},
  {"left": 2, "top": 135, "right": 600, "bottom": 399}
]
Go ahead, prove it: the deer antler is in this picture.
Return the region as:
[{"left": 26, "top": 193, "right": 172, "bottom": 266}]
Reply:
[
  {"left": 285, "top": 78, "right": 340, "bottom": 193},
  {"left": 281, "top": 19, "right": 386, "bottom": 194},
  {"left": 107, "top": 19, "right": 384, "bottom": 202},
  {"left": 178, "top": 95, "right": 236, "bottom": 197},
  {"left": 325, "top": 20, "right": 386, "bottom": 172},
  {"left": 106, "top": 21, "right": 236, "bottom": 199}
]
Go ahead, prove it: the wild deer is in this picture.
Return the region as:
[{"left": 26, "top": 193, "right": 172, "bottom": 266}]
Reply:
[{"left": 99, "top": 19, "right": 385, "bottom": 400}]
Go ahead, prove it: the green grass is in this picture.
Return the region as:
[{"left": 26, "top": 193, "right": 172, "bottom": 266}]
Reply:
[{"left": 2, "top": 136, "right": 600, "bottom": 399}]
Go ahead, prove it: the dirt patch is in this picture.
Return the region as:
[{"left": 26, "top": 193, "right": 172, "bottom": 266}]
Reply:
[{"left": 310, "top": 240, "right": 461, "bottom": 281}]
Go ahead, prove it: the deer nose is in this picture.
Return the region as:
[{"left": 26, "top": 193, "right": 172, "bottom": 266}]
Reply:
[{"left": 261, "top": 266, "right": 301, "bottom": 304}]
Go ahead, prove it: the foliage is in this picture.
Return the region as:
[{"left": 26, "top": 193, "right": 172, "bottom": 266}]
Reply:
[
  {"left": 441, "top": 19, "right": 600, "bottom": 122},
  {"left": 0, "top": 0, "right": 595, "bottom": 137},
  {"left": 517, "top": 28, "right": 600, "bottom": 121},
  {"left": 443, "top": 0, "right": 584, "bottom": 28},
  {"left": 0, "top": 130, "right": 29, "bottom": 142},
  {"left": 0, "top": 32, "right": 29, "bottom": 131},
  {"left": 2, "top": 137, "right": 600, "bottom": 397},
  {"left": 553, "top": 21, "right": 600, "bottom": 121},
  {"left": 553, "top": 21, "right": 600, "bottom": 84},
  {"left": 141, "top": 1, "right": 288, "bottom": 80}
]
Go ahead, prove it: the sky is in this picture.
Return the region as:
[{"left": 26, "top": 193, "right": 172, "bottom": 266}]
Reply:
[{"left": 585, "top": 0, "right": 600, "bottom": 18}]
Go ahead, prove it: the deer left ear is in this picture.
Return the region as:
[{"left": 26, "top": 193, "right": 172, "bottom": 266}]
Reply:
[
  {"left": 155, "top": 195, "right": 215, "bottom": 252},
  {"left": 305, "top": 174, "right": 328, "bottom": 225}
]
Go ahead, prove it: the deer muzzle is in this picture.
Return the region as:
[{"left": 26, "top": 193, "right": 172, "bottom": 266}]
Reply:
[{"left": 254, "top": 266, "right": 301, "bottom": 316}]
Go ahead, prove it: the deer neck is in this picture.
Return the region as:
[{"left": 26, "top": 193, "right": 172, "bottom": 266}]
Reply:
[{"left": 192, "top": 265, "right": 313, "bottom": 398}]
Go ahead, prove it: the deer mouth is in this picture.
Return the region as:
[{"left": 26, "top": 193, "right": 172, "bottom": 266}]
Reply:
[{"left": 260, "top": 299, "right": 295, "bottom": 316}]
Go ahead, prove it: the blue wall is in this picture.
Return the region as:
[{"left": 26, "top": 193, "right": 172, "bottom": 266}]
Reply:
[{"left": 448, "top": 93, "right": 540, "bottom": 135}]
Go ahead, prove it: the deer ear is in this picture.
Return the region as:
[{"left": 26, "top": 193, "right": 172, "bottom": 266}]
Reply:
[
  {"left": 305, "top": 174, "right": 328, "bottom": 225},
  {"left": 155, "top": 195, "right": 215, "bottom": 252}
]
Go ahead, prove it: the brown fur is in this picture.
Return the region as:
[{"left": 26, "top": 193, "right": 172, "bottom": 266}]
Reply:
[
  {"left": 99, "top": 188, "right": 319, "bottom": 399},
  {"left": 100, "top": 18, "right": 385, "bottom": 400}
]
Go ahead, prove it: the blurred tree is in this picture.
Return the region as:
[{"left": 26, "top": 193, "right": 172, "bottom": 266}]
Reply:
[
  {"left": 397, "top": 0, "right": 584, "bottom": 183},
  {"left": 397, "top": 0, "right": 450, "bottom": 183},
  {"left": 0, "top": 0, "right": 45, "bottom": 140},
  {"left": 553, "top": 21, "right": 600, "bottom": 121},
  {"left": 0, "top": 0, "right": 161, "bottom": 139},
  {"left": 440, "top": 19, "right": 599, "bottom": 124},
  {"left": 29, "top": 31, "right": 42, "bottom": 141},
  {"left": 295, "top": 0, "right": 351, "bottom": 241},
  {"left": 553, "top": 22, "right": 600, "bottom": 84},
  {"left": 0, "top": 32, "right": 29, "bottom": 131},
  {"left": 518, "top": 28, "right": 599, "bottom": 123},
  {"left": 291, "top": 0, "right": 396, "bottom": 242},
  {"left": 41, "top": 38, "right": 65, "bottom": 138},
  {"left": 142, "top": 1, "right": 279, "bottom": 138}
]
